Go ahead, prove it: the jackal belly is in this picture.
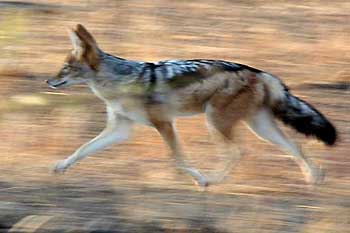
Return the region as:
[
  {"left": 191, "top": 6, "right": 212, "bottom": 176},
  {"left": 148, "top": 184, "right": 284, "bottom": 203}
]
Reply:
[
  {"left": 107, "top": 95, "right": 205, "bottom": 125},
  {"left": 150, "top": 77, "right": 227, "bottom": 118},
  {"left": 104, "top": 84, "right": 215, "bottom": 125},
  {"left": 99, "top": 71, "right": 257, "bottom": 125}
]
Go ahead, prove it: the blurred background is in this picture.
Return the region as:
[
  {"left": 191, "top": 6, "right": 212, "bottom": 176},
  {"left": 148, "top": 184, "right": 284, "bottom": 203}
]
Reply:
[{"left": 0, "top": 0, "right": 349, "bottom": 232}]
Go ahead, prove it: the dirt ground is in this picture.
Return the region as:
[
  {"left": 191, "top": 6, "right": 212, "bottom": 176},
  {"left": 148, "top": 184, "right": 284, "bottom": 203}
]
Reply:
[{"left": 0, "top": 1, "right": 349, "bottom": 232}]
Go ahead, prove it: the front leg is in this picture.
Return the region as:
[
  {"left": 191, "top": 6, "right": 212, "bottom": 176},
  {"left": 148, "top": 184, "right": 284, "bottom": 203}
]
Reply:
[
  {"left": 54, "top": 112, "right": 132, "bottom": 173},
  {"left": 152, "top": 120, "right": 208, "bottom": 186}
]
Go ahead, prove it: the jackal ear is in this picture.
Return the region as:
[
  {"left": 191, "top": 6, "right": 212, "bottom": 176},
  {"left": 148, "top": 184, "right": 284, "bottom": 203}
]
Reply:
[
  {"left": 69, "top": 29, "right": 84, "bottom": 58},
  {"left": 75, "top": 24, "right": 98, "bottom": 47},
  {"left": 71, "top": 24, "right": 100, "bottom": 70}
]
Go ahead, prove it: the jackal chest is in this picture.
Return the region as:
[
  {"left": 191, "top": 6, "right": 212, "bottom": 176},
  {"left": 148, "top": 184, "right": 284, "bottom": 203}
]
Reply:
[{"left": 108, "top": 99, "right": 153, "bottom": 125}]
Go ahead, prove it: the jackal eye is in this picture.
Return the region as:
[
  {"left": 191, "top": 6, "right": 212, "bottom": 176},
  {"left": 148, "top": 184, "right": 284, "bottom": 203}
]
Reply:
[
  {"left": 62, "top": 64, "right": 70, "bottom": 72},
  {"left": 62, "top": 64, "right": 80, "bottom": 73}
]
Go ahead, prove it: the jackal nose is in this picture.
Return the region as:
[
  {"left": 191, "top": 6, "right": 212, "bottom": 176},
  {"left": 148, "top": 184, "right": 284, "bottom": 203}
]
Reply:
[
  {"left": 46, "top": 79, "right": 55, "bottom": 88},
  {"left": 46, "top": 79, "right": 54, "bottom": 85}
]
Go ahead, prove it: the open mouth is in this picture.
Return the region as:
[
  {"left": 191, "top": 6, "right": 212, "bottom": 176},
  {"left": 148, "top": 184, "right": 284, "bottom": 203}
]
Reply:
[{"left": 47, "top": 80, "right": 67, "bottom": 89}]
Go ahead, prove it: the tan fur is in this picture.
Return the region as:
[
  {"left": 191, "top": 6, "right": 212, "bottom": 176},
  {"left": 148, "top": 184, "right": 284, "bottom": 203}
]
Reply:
[
  {"left": 258, "top": 72, "right": 285, "bottom": 105},
  {"left": 73, "top": 24, "right": 100, "bottom": 70}
]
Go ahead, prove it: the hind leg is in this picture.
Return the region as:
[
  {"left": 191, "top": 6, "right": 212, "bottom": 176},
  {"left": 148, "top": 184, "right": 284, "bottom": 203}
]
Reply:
[
  {"left": 152, "top": 120, "right": 208, "bottom": 186},
  {"left": 204, "top": 86, "right": 258, "bottom": 184},
  {"left": 205, "top": 104, "right": 243, "bottom": 184},
  {"left": 247, "top": 108, "right": 323, "bottom": 184}
]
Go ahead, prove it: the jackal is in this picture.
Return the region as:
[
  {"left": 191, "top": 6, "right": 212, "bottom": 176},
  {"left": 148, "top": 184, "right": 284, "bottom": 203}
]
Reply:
[{"left": 47, "top": 24, "right": 337, "bottom": 186}]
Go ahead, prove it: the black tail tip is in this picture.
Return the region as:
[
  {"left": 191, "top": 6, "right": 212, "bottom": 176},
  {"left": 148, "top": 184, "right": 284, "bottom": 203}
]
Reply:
[{"left": 318, "top": 122, "right": 337, "bottom": 146}]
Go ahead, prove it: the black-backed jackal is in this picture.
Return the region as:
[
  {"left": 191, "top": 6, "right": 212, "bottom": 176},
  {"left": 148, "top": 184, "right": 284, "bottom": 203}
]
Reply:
[{"left": 47, "top": 24, "right": 337, "bottom": 186}]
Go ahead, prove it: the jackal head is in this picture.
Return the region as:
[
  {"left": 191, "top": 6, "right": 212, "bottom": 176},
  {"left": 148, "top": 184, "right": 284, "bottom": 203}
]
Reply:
[{"left": 47, "top": 24, "right": 100, "bottom": 89}]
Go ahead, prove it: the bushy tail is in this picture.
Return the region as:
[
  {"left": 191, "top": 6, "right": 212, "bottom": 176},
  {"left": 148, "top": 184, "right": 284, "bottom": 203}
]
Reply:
[
  {"left": 272, "top": 91, "right": 337, "bottom": 146},
  {"left": 259, "top": 73, "right": 337, "bottom": 146}
]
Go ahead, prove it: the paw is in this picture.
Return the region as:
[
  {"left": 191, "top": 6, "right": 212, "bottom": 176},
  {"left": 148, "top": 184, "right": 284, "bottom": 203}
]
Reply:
[
  {"left": 176, "top": 166, "right": 209, "bottom": 187},
  {"left": 306, "top": 165, "right": 325, "bottom": 185},
  {"left": 52, "top": 160, "right": 69, "bottom": 174},
  {"left": 194, "top": 176, "right": 209, "bottom": 187}
]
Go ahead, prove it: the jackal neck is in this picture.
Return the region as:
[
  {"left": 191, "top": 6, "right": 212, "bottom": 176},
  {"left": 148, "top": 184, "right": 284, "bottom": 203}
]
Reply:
[
  {"left": 86, "top": 52, "right": 147, "bottom": 101},
  {"left": 98, "top": 52, "right": 144, "bottom": 82}
]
